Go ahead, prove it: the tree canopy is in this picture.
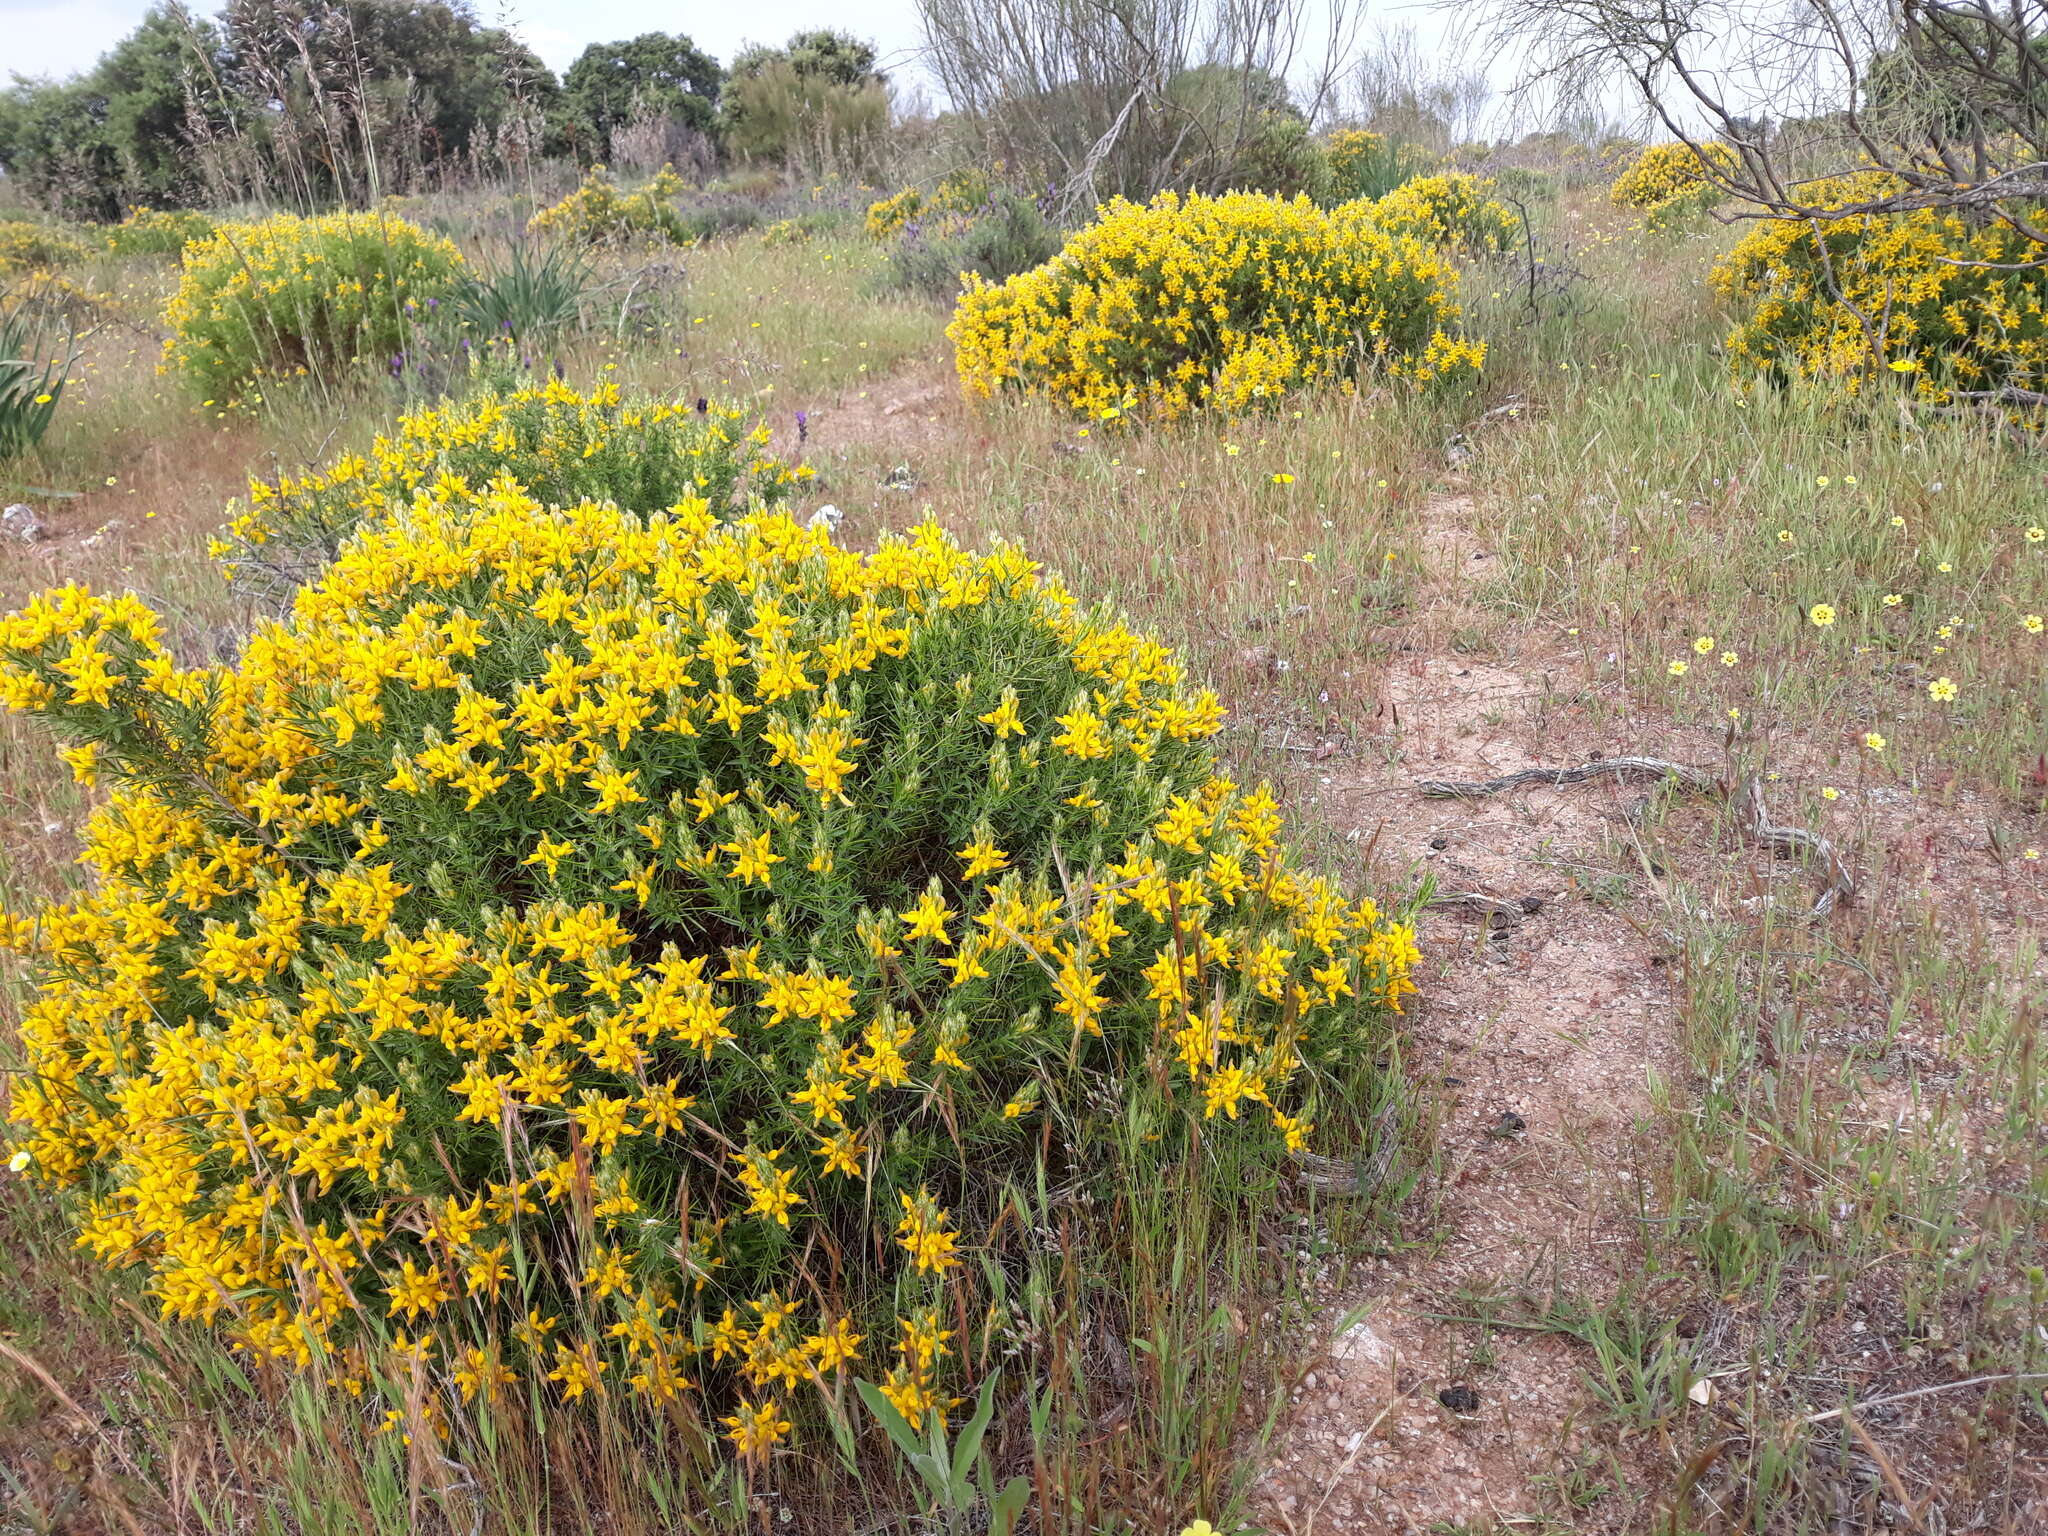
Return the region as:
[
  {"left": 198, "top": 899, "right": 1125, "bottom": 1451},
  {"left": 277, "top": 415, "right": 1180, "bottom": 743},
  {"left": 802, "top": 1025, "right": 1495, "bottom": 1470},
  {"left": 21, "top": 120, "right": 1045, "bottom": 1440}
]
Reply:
[{"left": 563, "top": 32, "right": 724, "bottom": 149}]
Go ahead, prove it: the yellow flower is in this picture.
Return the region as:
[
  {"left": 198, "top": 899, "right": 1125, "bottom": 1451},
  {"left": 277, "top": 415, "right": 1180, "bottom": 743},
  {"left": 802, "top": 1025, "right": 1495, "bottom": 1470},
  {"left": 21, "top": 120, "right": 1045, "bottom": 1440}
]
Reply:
[
  {"left": 1928, "top": 676, "right": 1958, "bottom": 702},
  {"left": 1692, "top": 635, "right": 1715, "bottom": 654},
  {"left": 721, "top": 829, "right": 782, "bottom": 887},
  {"left": 1720, "top": 651, "right": 1739, "bottom": 667},
  {"left": 977, "top": 689, "right": 1024, "bottom": 737},
  {"left": 1821, "top": 786, "right": 1840, "bottom": 801},
  {"left": 1807, "top": 603, "right": 1836, "bottom": 627},
  {"left": 1863, "top": 732, "right": 1886, "bottom": 750},
  {"left": 2024, "top": 615, "right": 2044, "bottom": 634},
  {"left": 721, "top": 1398, "right": 792, "bottom": 1458},
  {"left": 1667, "top": 659, "right": 1688, "bottom": 676},
  {"left": 957, "top": 837, "right": 1010, "bottom": 880},
  {"left": 894, "top": 1188, "right": 962, "bottom": 1274}
]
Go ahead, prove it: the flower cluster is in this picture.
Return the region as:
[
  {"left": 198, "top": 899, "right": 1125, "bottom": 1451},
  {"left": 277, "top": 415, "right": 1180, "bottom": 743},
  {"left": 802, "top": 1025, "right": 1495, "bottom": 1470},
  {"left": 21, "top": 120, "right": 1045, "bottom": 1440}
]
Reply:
[
  {"left": 0, "top": 484, "right": 1416, "bottom": 1458},
  {"left": 949, "top": 189, "right": 1483, "bottom": 421},
  {"left": 212, "top": 379, "right": 811, "bottom": 586},
  {"left": 1711, "top": 172, "right": 2048, "bottom": 409},
  {"left": 865, "top": 169, "right": 993, "bottom": 241},
  {"left": 1608, "top": 141, "right": 1737, "bottom": 228},
  {"left": 104, "top": 206, "right": 218, "bottom": 258},
  {"left": 529, "top": 165, "right": 690, "bottom": 246},
  {"left": 1366, "top": 173, "right": 1522, "bottom": 255},
  {"left": 161, "top": 210, "right": 465, "bottom": 401},
  {"left": 0, "top": 219, "right": 90, "bottom": 276}
]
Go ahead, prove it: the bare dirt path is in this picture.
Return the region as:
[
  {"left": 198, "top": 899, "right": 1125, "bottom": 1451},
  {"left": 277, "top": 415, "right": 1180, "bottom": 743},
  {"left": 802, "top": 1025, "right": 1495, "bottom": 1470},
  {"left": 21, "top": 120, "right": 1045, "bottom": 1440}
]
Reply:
[
  {"left": 1251, "top": 488, "right": 1691, "bottom": 1533},
  {"left": 1249, "top": 481, "right": 2048, "bottom": 1533}
]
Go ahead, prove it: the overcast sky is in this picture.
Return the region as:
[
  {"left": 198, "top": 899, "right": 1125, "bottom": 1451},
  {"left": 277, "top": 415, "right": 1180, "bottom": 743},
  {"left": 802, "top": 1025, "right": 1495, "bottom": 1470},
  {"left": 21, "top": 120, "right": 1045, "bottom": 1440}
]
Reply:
[
  {"left": 0, "top": 0, "right": 937, "bottom": 83},
  {"left": 1, "top": 0, "right": 1520, "bottom": 134}
]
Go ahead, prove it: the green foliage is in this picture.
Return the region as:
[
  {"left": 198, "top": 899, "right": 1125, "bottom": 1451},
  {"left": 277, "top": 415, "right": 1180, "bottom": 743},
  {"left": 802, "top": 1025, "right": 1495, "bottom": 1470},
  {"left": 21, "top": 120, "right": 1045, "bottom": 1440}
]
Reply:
[
  {"left": 218, "top": 0, "right": 562, "bottom": 202},
  {"left": 883, "top": 191, "right": 1062, "bottom": 302},
  {"left": 445, "top": 241, "right": 593, "bottom": 344},
  {"left": 856, "top": 1373, "right": 1032, "bottom": 1536},
  {"left": 721, "top": 30, "right": 888, "bottom": 171},
  {"left": 0, "top": 0, "right": 561, "bottom": 216},
  {"left": 0, "top": 5, "right": 231, "bottom": 219},
  {"left": 1228, "top": 111, "right": 1335, "bottom": 201},
  {"left": 563, "top": 33, "right": 724, "bottom": 149},
  {"left": 1322, "top": 129, "right": 1437, "bottom": 203},
  {"left": 1484, "top": 165, "right": 1559, "bottom": 207},
  {"left": 731, "top": 29, "right": 881, "bottom": 89},
  {"left": 0, "top": 294, "right": 74, "bottom": 464},
  {"left": 161, "top": 210, "right": 466, "bottom": 402}
]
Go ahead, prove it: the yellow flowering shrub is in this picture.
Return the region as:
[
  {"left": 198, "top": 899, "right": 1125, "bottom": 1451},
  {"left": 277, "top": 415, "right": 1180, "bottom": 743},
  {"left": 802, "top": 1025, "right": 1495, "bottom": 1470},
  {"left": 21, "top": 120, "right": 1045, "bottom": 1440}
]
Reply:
[
  {"left": 0, "top": 484, "right": 1417, "bottom": 1454},
  {"left": 104, "top": 206, "right": 218, "bottom": 258},
  {"left": 950, "top": 189, "right": 1482, "bottom": 420},
  {"left": 529, "top": 165, "right": 690, "bottom": 245},
  {"left": 0, "top": 220, "right": 91, "bottom": 275},
  {"left": 865, "top": 169, "right": 994, "bottom": 241},
  {"left": 865, "top": 188, "right": 924, "bottom": 241},
  {"left": 212, "top": 379, "right": 812, "bottom": 585},
  {"left": 1608, "top": 141, "right": 1737, "bottom": 228},
  {"left": 1711, "top": 172, "right": 2048, "bottom": 407},
  {"left": 162, "top": 211, "right": 465, "bottom": 401},
  {"left": 1366, "top": 173, "right": 1522, "bottom": 255}
]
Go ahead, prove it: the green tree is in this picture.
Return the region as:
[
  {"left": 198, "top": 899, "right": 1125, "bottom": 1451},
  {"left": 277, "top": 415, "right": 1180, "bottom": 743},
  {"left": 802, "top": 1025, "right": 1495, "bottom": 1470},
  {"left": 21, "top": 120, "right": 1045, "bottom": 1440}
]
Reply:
[
  {"left": 719, "top": 29, "right": 886, "bottom": 165},
  {"left": 214, "top": 0, "right": 560, "bottom": 203},
  {"left": 0, "top": 3, "right": 232, "bottom": 218},
  {"left": 563, "top": 33, "right": 723, "bottom": 152}
]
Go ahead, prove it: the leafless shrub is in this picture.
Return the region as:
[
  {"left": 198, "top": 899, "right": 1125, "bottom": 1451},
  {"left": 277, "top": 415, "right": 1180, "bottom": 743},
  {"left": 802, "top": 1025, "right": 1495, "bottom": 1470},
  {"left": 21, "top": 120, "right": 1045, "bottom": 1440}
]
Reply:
[
  {"left": 917, "top": 0, "right": 1364, "bottom": 217},
  {"left": 1344, "top": 24, "right": 1492, "bottom": 154},
  {"left": 1464, "top": 0, "right": 2048, "bottom": 249},
  {"left": 609, "top": 112, "right": 718, "bottom": 180}
]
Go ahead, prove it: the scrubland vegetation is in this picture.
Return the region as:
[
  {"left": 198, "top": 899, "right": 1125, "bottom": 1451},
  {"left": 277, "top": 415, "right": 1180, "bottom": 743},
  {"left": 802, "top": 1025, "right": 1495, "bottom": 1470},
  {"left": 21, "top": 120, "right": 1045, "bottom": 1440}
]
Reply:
[{"left": 0, "top": 1, "right": 2044, "bottom": 1533}]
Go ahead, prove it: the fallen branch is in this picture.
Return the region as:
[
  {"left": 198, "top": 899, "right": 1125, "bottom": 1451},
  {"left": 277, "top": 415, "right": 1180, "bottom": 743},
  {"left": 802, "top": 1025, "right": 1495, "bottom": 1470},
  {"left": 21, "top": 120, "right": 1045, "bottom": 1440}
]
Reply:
[
  {"left": 1424, "top": 891, "right": 1526, "bottom": 925},
  {"left": 1802, "top": 1371, "right": 2048, "bottom": 1426},
  {"left": 1417, "top": 756, "right": 1854, "bottom": 917}
]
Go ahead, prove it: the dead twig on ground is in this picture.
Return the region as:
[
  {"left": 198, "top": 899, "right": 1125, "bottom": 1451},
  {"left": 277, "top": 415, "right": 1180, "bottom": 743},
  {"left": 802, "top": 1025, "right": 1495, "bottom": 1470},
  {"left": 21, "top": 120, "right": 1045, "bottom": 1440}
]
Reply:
[
  {"left": 1415, "top": 756, "right": 1855, "bottom": 917},
  {"left": 1801, "top": 1372, "right": 2048, "bottom": 1426}
]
